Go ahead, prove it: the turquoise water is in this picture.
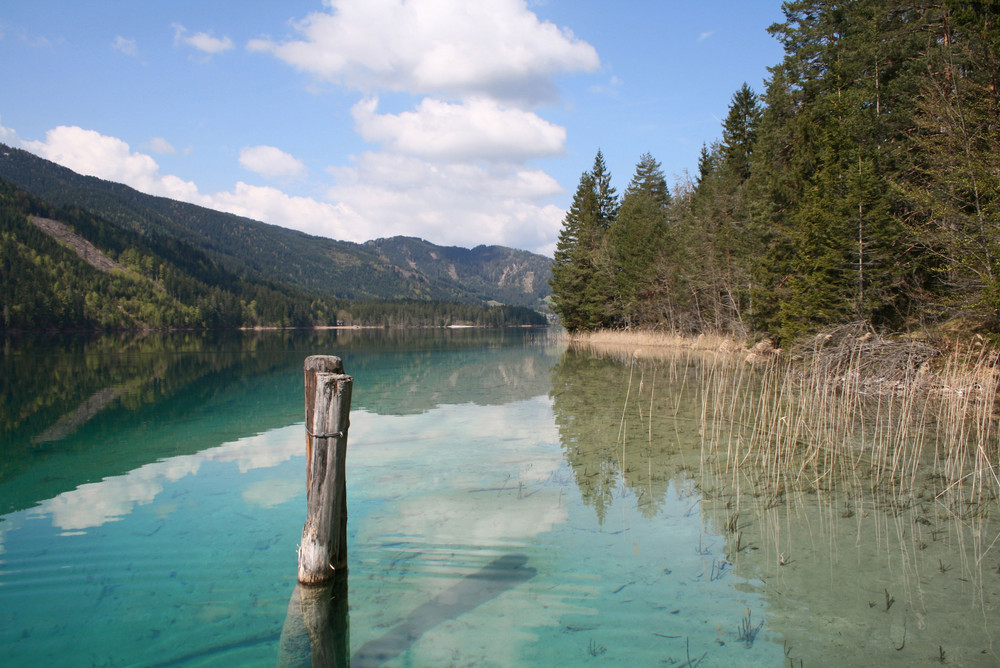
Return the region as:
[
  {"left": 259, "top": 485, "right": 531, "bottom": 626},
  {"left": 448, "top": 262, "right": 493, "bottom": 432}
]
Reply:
[{"left": 1, "top": 330, "right": 996, "bottom": 666}]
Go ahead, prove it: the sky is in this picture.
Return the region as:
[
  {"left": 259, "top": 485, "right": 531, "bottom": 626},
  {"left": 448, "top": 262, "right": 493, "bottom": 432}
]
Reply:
[{"left": 0, "top": 1, "right": 786, "bottom": 257}]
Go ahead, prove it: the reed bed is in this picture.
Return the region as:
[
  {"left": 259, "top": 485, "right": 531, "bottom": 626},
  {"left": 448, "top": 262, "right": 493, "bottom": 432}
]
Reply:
[
  {"left": 566, "top": 329, "right": 745, "bottom": 355},
  {"left": 572, "top": 325, "right": 1000, "bottom": 513},
  {"left": 568, "top": 328, "right": 999, "bottom": 662}
]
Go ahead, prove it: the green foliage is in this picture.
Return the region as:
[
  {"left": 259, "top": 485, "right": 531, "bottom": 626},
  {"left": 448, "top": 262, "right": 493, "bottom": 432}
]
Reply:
[
  {"left": 0, "top": 178, "right": 547, "bottom": 332},
  {"left": 609, "top": 153, "right": 671, "bottom": 327},
  {"left": 721, "top": 83, "right": 761, "bottom": 183},
  {"left": 549, "top": 163, "right": 617, "bottom": 331},
  {"left": 551, "top": 1, "right": 1000, "bottom": 343},
  {"left": 0, "top": 145, "right": 552, "bottom": 310},
  {"left": 894, "top": 1, "right": 1000, "bottom": 323}
]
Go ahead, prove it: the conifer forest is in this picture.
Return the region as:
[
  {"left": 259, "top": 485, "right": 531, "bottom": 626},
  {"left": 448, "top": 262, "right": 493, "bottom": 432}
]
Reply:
[{"left": 550, "top": 1, "right": 1000, "bottom": 344}]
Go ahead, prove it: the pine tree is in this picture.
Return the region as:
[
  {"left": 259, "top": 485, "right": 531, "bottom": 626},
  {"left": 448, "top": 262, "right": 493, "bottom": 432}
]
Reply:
[
  {"left": 550, "top": 168, "right": 615, "bottom": 331},
  {"left": 609, "top": 153, "right": 671, "bottom": 327},
  {"left": 721, "top": 83, "right": 761, "bottom": 183},
  {"left": 591, "top": 149, "right": 619, "bottom": 228},
  {"left": 896, "top": 1, "right": 1000, "bottom": 323}
]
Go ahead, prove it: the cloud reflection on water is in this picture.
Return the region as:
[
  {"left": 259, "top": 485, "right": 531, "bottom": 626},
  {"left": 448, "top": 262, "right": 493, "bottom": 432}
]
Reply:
[{"left": 32, "top": 424, "right": 304, "bottom": 531}]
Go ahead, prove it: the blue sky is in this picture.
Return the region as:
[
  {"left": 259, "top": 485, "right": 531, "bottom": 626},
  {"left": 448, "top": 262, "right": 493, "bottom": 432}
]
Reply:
[{"left": 0, "top": 1, "right": 785, "bottom": 256}]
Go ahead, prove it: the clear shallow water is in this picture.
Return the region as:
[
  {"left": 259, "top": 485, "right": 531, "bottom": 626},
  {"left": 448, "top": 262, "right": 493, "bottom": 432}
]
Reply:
[{"left": 1, "top": 330, "right": 996, "bottom": 666}]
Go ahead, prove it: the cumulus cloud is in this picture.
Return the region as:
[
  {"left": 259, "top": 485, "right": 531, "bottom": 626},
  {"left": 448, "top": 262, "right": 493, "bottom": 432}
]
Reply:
[
  {"left": 239, "top": 0, "right": 596, "bottom": 253},
  {"left": 327, "top": 152, "right": 564, "bottom": 253},
  {"left": 209, "top": 181, "right": 362, "bottom": 240},
  {"left": 18, "top": 125, "right": 361, "bottom": 240},
  {"left": 247, "top": 0, "right": 598, "bottom": 103},
  {"left": 352, "top": 97, "right": 565, "bottom": 162},
  {"left": 15, "top": 0, "right": 598, "bottom": 256},
  {"left": 112, "top": 35, "right": 138, "bottom": 57},
  {"left": 22, "top": 125, "right": 200, "bottom": 201},
  {"left": 239, "top": 144, "right": 306, "bottom": 178},
  {"left": 17, "top": 115, "right": 564, "bottom": 254},
  {"left": 173, "top": 23, "right": 234, "bottom": 55}
]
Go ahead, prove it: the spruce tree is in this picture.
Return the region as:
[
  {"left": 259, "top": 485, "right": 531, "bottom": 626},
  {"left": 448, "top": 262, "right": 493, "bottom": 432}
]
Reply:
[
  {"left": 591, "top": 149, "right": 619, "bottom": 228},
  {"left": 897, "top": 2, "right": 1000, "bottom": 323},
  {"left": 609, "top": 153, "right": 671, "bottom": 327},
  {"left": 721, "top": 83, "right": 761, "bottom": 183},
  {"left": 550, "top": 167, "right": 616, "bottom": 331}
]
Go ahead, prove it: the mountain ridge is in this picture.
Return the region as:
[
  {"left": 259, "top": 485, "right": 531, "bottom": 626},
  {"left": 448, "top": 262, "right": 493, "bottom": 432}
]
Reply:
[{"left": 0, "top": 143, "right": 552, "bottom": 309}]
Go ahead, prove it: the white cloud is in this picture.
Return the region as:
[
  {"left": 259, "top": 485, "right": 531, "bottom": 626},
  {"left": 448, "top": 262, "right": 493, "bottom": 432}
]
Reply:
[
  {"left": 0, "top": 115, "right": 20, "bottom": 145},
  {"left": 22, "top": 125, "right": 200, "bottom": 201},
  {"left": 588, "top": 75, "right": 623, "bottom": 97},
  {"left": 239, "top": 144, "right": 306, "bottom": 178},
  {"left": 173, "top": 23, "right": 234, "bottom": 55},
  {"left": 698, "top": 31, "right": 715, "bottom": 43},
  {"left": 327, "top": 152, "right": 564, "bottom": 253},
  {"left": 19, "top": 29, "right": 53, "bottom": 49},
  {"left": 19, "top": 121, "right": 564, "bottom": 255},
  {"left": 18, "top": 125, "right": 362, "bottom": 243},
  {"left": 147, "top": 136, "right": 176, "bottom": 154},
  {"left": 112, "top": 35, "right": 138, "bottom": 57},
  {"left": 247, "top": 0, "right": 599, "bottom": 103},
  {"left": 209, "top": 181, "right": 361, "bottom": 240},
  {"left": 352, "top": 97, "right": 565, "bottom": 162}
]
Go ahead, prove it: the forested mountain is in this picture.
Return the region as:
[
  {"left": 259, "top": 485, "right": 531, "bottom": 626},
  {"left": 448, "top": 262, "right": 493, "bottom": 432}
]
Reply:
[
  {"left": 0, "top": 178, "right": 546, "bottom": 330},
  {"left": 0, "top": 144, "right": 551, "bottom": 310},
  {"left": 551, "top": 0, "right": 1000, "bottom": 343},
  {"left": 365, "top": 236, "right": 551, "bottom": 307}
]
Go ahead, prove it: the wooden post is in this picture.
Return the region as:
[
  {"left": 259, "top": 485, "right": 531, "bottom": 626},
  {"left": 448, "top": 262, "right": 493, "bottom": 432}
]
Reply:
[{"left": 298, "top": 355, "right": 352, "bottom": 585}]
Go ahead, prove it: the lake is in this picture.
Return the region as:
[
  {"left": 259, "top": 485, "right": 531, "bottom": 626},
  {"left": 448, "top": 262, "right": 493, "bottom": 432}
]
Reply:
[{"left": 1, "top": 329, "right": 997, "bottom": 666}]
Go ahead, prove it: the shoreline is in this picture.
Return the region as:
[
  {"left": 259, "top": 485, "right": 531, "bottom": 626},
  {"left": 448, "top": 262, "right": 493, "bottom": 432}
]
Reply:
[{"left": 563, "top": 326, "right": 999, "bottom": 400}]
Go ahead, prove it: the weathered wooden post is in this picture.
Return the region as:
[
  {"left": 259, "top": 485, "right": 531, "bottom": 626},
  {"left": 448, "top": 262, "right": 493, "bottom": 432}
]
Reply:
[{"left": 298, "top": 355, "right": 352, "bottom": 584}]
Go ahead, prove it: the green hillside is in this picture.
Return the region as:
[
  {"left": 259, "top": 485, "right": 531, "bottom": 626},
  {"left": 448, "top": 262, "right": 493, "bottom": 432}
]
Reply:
[
  {"left": 0, "top": 144, "right": 551, "bottom": 309},
  {"left": 0, "top": 178, "right": 547, "bottom": 330}
]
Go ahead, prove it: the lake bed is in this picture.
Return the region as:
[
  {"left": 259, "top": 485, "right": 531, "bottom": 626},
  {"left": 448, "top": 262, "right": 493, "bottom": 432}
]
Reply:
[{"left": 1, "top": 329, "right": 996, "bottom": 666}]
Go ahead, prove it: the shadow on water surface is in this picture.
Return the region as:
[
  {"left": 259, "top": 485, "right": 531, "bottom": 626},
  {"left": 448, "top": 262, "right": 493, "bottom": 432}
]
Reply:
[
  {"left": 277, "top": 554, "right": 536, "bottom": 667},
  {"left": 351, "top": 554, "right": 536, "bottom": 667}
]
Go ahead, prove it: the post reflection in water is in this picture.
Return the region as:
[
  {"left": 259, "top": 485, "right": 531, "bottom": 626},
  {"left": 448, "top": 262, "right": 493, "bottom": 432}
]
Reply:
[
  {"left": 277, "top": 554, "right": 537, "bottom": 668},
  {"left": 278, "top": 573, "right": 350, "bottom": 668}
]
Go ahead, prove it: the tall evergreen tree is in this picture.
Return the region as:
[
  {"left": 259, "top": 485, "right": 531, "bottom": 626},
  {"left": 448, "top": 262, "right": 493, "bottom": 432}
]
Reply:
[
  {"left": 897, "top": 1, "right": 1000, "bottom": 323},
  {"left": 748, "top": 0, "right": 929, "bottom": 340},
  {"left": 550, "top": 165, "right": 616, "bottom": 331},
  {"left": 609, "top": 153, "right": 671, "bottom": 327},
  {"left": 720, "top": 83, "right": 762, "bottom": 183},
  {"left": 591, "top": 149, "right": 619, "bottom": 228}
]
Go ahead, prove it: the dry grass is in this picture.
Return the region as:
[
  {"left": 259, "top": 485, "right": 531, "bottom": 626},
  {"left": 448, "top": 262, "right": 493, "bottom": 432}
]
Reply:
[
  {"left": 565, "top": 329, "right": 750, "bottom": 363},
  {"left": 576, "top": 326, "right": 1000, "bottom": 512}
]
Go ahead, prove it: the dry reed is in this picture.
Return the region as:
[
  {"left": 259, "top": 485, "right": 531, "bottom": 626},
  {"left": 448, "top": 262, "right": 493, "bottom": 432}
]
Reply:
[{"left": 574, "top": 325, "right": 1000, "bottom": 511}]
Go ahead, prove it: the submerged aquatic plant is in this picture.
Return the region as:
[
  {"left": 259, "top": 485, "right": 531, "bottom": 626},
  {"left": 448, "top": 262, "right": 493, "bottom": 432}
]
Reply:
[
  {"left": 736, "top": 609, "right": 764, "bottom": 648},
  {"left": 588, "top": 638, "right": 607, "bottom": 657}
]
